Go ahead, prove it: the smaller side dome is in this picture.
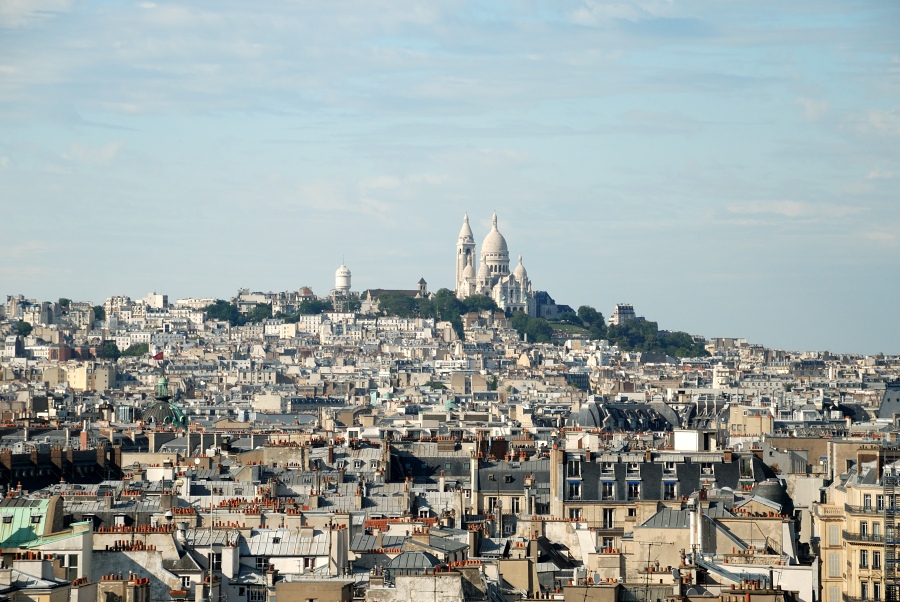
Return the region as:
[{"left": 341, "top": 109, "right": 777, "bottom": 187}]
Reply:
[{"left": 513, "top": 255, "right": 527, "bottom": 280}]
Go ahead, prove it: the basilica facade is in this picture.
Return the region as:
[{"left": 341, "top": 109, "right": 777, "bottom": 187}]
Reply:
[{"left": 455, "top": 212, "right": 536, "bottom": 316}]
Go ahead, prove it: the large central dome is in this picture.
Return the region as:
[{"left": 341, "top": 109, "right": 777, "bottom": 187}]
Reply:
[{"left": 481, "top": 212, "right": 509, "bottom": 256}]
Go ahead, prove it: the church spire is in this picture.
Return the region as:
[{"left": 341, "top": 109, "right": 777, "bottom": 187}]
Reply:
[{"left": 492, "top": 211, "right": 498, "bottom": 229}]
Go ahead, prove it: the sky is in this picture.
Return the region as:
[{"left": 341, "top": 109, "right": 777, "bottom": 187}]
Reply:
[{"left": 1, "top": 1, "right": 898, "bottom": 354}]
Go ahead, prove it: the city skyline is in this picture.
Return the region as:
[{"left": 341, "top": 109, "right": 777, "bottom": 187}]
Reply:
[{"left": 1, "top": 2, "right": 898, "bottom": 354}]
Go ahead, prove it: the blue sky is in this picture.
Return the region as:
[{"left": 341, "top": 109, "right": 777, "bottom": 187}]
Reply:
[{"left": 1, "top": 1, "right": 898, "bottom": 354}]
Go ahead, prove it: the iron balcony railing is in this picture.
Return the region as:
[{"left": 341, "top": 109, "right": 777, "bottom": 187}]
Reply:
[{"left": 843, "top": 530, "right": 885, "bottom": 544}]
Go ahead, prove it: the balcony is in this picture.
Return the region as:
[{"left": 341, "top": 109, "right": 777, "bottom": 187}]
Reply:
[
  {"left": 842, "top": 530, "right": 884, "bottom": 544},
  {"left": 842, "top": 595, "right": 875, "bottom": 602},
  {"left": 846, "top": 504, "right": 883, "bottom": 516},
  {"left": 595, "top": 522, "right": 625, "bottom": 534}
]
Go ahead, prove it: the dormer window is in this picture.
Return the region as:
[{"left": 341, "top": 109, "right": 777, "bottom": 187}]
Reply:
[{"left": 2, "top": 515, "right": 12, "bottom": 524}]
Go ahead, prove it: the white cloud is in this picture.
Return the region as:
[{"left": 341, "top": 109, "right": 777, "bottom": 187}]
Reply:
[
  {"left": 726, "top": 200, "right": 862, "bottom": 220},
  {"left": 866, "top": 168, "right": 894, "bottom": 180},
  {"left": 63, "top": 141, "right": 124, "bottom": 167},
  {"left": 0, "top": 0, "right": 71, "bottom": 28},
  {"left": 855, "top": 106, "right": 900, "bottom": 136},
  {"left": 796, "top": 97, "right": 829, "bottom": 121},
  {"left": 0, "top": 156, "right": 9, "bottom": 169}
]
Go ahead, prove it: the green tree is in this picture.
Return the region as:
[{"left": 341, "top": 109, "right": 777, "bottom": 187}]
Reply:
[
  {"left": 554, "top": 312, "right": 582, "bottom": 326},
  {"left": 376, "top": 293, "right": 418, "bottom": 318},
  {"left": 121, "top": 343, "right": 150, "bottom": 357},
  {"left": 204, "top": 300, "right": 240, "bottom": 325},
  {"left": 508, "top": 311, "right": 555, "bottom": 344},
  {"left": 58, "top": 298, "right": 71, "bottom": 309},
  {"left": 245, "top": 303, "right": 273, "bottom": 323},
  {"left": 577, "top": 305, "right": 603, "bottom": 327},
  {"left": 461, "top": 294, "right": 498, "bottom": 314},
  {"left": 298, "top": 299, "right": 333, "bottom": 315},
  {"left": 101, "top": 341, "right": 120, "bottom": 360},
  {"left": 14, "top": 321, "right": 32, "bottom": 337},
  {"left": 93, "top": 305, "right": 106, "bottom": 321}
]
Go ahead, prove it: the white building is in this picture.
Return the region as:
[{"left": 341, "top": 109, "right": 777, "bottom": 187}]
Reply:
[{"left": 454, "top": 212, "right": 535, "bottom": 315}]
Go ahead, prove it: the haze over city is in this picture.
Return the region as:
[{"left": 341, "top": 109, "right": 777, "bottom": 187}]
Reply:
[{"left": 1, "top": 1, "right": 898, "bottom": 354}]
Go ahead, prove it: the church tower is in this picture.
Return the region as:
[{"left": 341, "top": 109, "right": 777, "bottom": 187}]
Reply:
[{"left": 455, "top": 213, "right": 476, "bottom": 298}]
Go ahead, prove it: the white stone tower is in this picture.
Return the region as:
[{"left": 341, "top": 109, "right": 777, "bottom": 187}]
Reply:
[
  {"left": 455, "top": 213, "right": 476, "bottom": 297},
  {"left": 334, "top": 264, "right": 351, "bottom": 294}
]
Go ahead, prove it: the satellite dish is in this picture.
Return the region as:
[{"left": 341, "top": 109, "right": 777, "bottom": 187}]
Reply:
[{"left": 672, "top": 569, "right": 681, "bottom": 580}]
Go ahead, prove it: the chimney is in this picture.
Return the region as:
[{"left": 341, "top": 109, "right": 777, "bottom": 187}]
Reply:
[{"left": 439, "top": 472, "right": 446, "bottom": 493}]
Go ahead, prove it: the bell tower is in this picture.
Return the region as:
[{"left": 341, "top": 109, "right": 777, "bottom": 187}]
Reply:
[{"left": 456, "top": 212, "right": 476, "bottom": 295}]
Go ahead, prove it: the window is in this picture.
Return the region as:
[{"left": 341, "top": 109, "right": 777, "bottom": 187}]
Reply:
[
  {"left": 861, "top": 549, "right": 869, "bottom": 568},
  {"left": 864, "top": 494, "right": 873, "bottom": 510},
  {"left": 181, "top": 576, "right": 192, "bottom": 590},
  {"left": 874, "top": 551, "right": 882, "bottom": 570},
  {"left": 209, "top": 552, "right": 222, "bottom": 572},
  {"left": 488, "top": 497, "right": 498, "bottom": 511},
  {"left": 489, "top": 474, "right": 495, "bottom": 481},
  {"left": 828, "top": 552, "right": 841, "bottom": 578},
  {"left": 829, "top": 525, "right": 841, "bottom": 547},
  {"left": 1, "top": 516, "right": 11, "bottom": 524},
  {"left": 504, "top": 475, "right": 513, "bottom": 483},
  {"left": 861, "top": 522, "right": 869, "bottom": 537},
  {"left": 568, "top": 482, "right": 582, "bottom": 499},
  {"left": 874, "top": 523, "right": 882, "bottom": 537},
  {"left": 602, "top": 482, "right": 615, "bottom": 501},
  {"left": 601, "top": 536, "right": 614, "bottom": 549},
  {"left": 602, "top": 462, "right": 614, "bottom": 473},
  {"left": 511, "top": 497, "right": 520, "bottom": 514},
  {"left": 627, "top": 508, "right": 637, "bottom": 517},
  {"left": 874, "top": 583, "right": 881, "bottom": 601},
  {"left": 664, "top": 461, "right": 676, "bottom": 473},
  {"left": 255, "top": 557, "right": 270, "bottom": 571},
  {"left": 628, "top": 483, "right": 640, "bottom": 500},
  {"left": 63, "top": 554, "right": 79, "bottom": 581},
  {"left": 567, "top": 459, "right": 581, "bottom": 477},
  {"left": 31, "top": 515, "right": 42, "bottom": 524},
  {"left": 861, "top": 582, "right": 869, "bottom": 601},
  {"left": 569, "top": 508, "right": 582, "bottom": 520},
  {"left": 664, "top": 483, "right": 676, "bottom": 500},
  {"left": 829, "top": 587, "right": 840, "bottom": 602},
  {"left": 247, "top": 586, "right": 266, "bottom": 602},
  {"left": 878, "top": 496, "right": 885, "bottom": 511},
  {"left": 602, "top": 508, "right": 615, "bottom": 529}
]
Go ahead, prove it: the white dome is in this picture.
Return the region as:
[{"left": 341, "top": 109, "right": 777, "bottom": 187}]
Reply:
[
  {"left": 477, "top": 261, "right": 489, "bottom": 279},
  {"left": 481, "top": 212, "right": 508, "bottom": 256},
  {"left": 462, "top": 260, "right": 476, "bottom": 279},
  {"left": 335, "top": 264, "right": 351, "bottom": 278},
  {"left": 513, "top": 255, "right": 527, "bottom": 280}
]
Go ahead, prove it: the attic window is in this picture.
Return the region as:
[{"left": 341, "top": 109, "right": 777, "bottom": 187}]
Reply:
[
  {"left": 2, "top": 515, "right": 11, "bottom": 524},
  {"left": 272, "top": 537, "right": 280, "bottom": 544},
  {"left": 31, "top": 515, "right": 42, "bottom": 524},
  {"left": 489, "top": 474, "right": 495, "bottom": 481},
  {"left": 504, "top": 475, "right": 513, "bottom": 483}
]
